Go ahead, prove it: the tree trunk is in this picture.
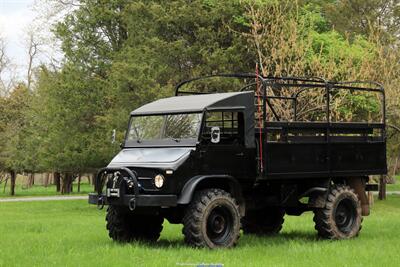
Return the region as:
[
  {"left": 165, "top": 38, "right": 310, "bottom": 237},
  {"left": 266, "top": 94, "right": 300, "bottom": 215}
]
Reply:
[
  {"left": 77, "top": 174, "right": 81, "bottom": 193},
  {"left": 378, "top": 175, "right": 386, "bottom": 200},
  {"left": 61, "top": 173, "right": 73, "bottom": 194},
  {"left": 44, "top": 173, "right": 50, "bottom": 187},
  {"left": 92, "top": 173, "right": 97, "bottom": 191},
  {"left": 393, "top": 156, "right": 398, "bottom": 177},
  {"left": 10, "top": 171, "right": 16, "bottom": 196},
  {"left": 87, "top": 174, "right": 91, "bottom": 186},
  {"left": 27, "top": 173, "right": 34, "bottom": 188},
  {"left": 3, "top": 176, "right": 8, "bottom": 193},
  {"left": 54, "top": 172, "right": 61, "bottom": 192},
  {"left": 368, "top": 191, "right": 374, "bottom": 206}
]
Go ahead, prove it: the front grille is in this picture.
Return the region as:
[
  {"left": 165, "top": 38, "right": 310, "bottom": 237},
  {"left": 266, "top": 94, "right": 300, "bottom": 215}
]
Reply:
[
  {"left": 129, "top": 167, "right": 159, "bottom": 191},
  {"left": 129, "top": 167, "right": 157, "bottom": 178}
]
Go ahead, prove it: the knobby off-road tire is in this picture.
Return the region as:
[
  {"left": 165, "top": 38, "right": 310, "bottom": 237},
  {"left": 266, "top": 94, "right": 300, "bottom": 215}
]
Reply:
[
  {"left": 182, "top": 188, "right": 241, "bottom": 248},
  {"left": 106, "top": 206, "right": 163, "bottom": 242},
  {"left": 242, "top": 207, "right": 285, "bottom": 235},
  {"left": 313, "top": 184, "right": 362, "bottom": 239}
]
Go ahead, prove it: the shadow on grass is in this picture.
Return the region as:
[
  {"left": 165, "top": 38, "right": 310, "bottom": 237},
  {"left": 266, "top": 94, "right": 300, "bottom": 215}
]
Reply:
[
  {"left": 154, "top": 239, "right": 186, "bottom": 248},
  {"left": 274, "top": 231, "right": 318, "bottom": 242},
  {"left": 240, "top": 231, "right": 320, "bottom": 246},
  {"left": 132, "top": 230, "right": 320, "bottom": 249}
]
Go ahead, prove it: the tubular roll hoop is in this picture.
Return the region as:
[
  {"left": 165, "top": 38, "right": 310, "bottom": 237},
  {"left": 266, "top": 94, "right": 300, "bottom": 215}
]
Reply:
[{"left": 175, "top": 73, "right": 385, "bottom": 125}]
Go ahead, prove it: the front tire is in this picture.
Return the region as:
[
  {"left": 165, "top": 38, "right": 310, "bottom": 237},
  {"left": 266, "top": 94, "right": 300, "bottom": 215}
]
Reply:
[
  {"left": 313, "top": 184, "right": 362, "bottom": 239},
  {"left": 106, "top": 206, "right": 163, "bottom": 242},
  {"left": 182, "top": 189, "right": 241, "bottom": 248}
]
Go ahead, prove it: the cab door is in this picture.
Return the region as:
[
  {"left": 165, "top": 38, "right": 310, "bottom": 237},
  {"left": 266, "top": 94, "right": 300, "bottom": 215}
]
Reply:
[{"left": 199, "top": 111, "right": 248, "bottom": 178}]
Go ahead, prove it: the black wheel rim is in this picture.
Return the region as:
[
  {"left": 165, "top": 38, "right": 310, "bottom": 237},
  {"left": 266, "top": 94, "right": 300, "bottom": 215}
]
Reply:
[
  {"left": 206, "top": 205, "right": 233, "bottom": 245},
  {"left": 335, "top": 198, "right": 357, "bottom": 233}
]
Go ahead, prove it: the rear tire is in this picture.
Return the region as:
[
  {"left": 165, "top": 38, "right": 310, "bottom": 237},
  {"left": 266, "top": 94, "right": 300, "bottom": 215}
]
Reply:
[
  {"left": 182, "top": 188, "right": 241, "bottom": 248},
  {"left": 106, "top": 206, "right": 163, "bottom": 242},
  {"left": 313, "top": 184, "right": 362, "bottom": 239},
  {"left": 242, "top": 207, "right": 285, "bottom": 235}
]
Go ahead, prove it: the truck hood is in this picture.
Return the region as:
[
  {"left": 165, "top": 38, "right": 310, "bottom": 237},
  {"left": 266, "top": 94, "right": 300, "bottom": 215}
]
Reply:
[{"left": 107, "top": 147, "right": 194, "bottom": 170}]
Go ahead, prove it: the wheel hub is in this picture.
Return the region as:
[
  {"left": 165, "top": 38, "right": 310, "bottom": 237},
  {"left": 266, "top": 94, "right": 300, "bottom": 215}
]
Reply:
[
  {"left": 206, "top": 206, "right": 233, "bottom": 244},
  {"left": 334, "top": 199, "right": 356, "bottom": 233},
  {"left": 211, "top": 214, "right": 226, "bottom": 234}
]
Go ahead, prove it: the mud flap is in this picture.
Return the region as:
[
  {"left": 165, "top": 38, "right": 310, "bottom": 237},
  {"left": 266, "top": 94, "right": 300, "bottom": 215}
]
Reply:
[{"left": 348, "top": 177, "right": 370, "bottom": 216}]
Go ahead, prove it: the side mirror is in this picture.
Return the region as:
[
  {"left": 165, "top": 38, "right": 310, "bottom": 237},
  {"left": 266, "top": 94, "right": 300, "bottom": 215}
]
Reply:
[
  {"left": 211, "top": 126, "right": 220, "bottom": 144},
  {"left": 111, "top": 129, "right": 116, "bottom": 144}
]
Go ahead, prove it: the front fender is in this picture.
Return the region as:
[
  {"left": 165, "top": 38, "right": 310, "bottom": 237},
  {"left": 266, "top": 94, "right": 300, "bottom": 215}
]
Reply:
[{"left": 177, "top": 175, "right": 243, "bottom": 209}]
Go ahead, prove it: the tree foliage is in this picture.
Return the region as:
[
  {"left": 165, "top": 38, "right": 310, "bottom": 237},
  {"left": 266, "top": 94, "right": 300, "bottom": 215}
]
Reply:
[
  {"left": 322, "top": 0, "right": 400, "bottom": 40},
  {"left": 242, "top": 1, "right": 395, "bottom": 122},
  {"left": 0, "top": 84, "right": 31, "bottom": 172}
]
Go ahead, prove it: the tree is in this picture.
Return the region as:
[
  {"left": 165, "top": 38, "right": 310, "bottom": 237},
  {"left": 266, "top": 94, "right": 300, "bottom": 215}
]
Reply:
[
  {"left": 242, "top": 0, "right": 397, "bottom": 123},
  {"left": 322, "top": 0, "right": 400, "bottom": 42},
  {"left": 102, "top": 0, "right": 254, "bottom": 133},
  {"left": 0, "top": 84, "right": 31, "bottom": 195},
  {"left": 0, "top": 34, "right": 16, "bottom": 96},
  {"left": 0, "top": 35, "right": 8, "bottom": 94},
  {"left": 25, "top": 27, "right": 43, "bottom": 91},
  {"left": 24, "top": 0, "right": 254, "bottom": 195}
]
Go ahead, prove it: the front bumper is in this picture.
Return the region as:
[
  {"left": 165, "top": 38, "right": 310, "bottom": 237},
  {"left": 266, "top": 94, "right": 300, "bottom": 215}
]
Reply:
[
  {"left": 88, "top": 167, "right": 177, "bottom": 210},
  {"left": 88, "top": 193, "right": 177, "bottom": 208}
]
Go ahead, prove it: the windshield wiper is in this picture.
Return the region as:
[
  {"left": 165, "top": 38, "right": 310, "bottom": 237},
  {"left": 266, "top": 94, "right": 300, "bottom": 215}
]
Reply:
[{"left": 171, "top": 138, "right": 181, "bottom": 143}]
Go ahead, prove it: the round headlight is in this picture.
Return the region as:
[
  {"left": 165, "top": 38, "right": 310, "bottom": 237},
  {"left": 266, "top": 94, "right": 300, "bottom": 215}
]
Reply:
[{"left": 154, "top": 174, "right": 165, "bottom": 188}]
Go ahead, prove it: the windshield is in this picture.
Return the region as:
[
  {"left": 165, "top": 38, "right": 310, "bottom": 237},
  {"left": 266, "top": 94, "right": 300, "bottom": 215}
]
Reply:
[{"left": 127, "top": 113, "right": 202, "bottom": 142}]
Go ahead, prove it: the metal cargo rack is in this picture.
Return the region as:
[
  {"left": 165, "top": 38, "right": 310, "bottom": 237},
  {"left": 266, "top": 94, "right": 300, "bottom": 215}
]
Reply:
[{"left": 175, "top": 73, "right": 387, "bottom": 178}]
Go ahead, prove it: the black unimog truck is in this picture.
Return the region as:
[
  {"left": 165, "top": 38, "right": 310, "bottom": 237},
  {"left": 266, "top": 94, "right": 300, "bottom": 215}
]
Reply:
[{"left": 89, "top": 74, "right": 386, "bottom": 248}]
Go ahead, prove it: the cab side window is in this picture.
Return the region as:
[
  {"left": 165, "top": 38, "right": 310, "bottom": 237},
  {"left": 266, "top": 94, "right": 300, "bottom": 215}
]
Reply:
[{"left": 202, "top": 111, "right": 244, "bottom": 145}]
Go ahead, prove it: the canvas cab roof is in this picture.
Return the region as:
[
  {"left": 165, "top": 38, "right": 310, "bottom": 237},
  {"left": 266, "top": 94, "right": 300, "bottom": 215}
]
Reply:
[{"left": 131, "top": 91, "right": 254, "bottom": 115}]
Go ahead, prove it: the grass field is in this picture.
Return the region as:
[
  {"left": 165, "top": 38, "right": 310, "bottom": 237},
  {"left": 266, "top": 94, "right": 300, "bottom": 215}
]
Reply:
[
  {"left": 387, "top": 176, "right": 400, "bottom": 191},
  {"left": 0, "top": 196, "right": 399, "bottom": 267},
  {"left": 0, "top": 182, "right": 93, "bottom": 198}
]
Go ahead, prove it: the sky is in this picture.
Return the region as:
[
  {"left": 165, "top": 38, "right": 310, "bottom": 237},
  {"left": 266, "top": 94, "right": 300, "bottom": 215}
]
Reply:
[{"left": 0, "top": 0, "right": 37, "bottom": 80}]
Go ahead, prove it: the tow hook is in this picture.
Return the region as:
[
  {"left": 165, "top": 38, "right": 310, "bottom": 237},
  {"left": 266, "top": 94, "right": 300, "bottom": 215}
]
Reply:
[
  {"left": 128, "top": 197, "right": 136, "bottom": 211},
  {"left": 97, "top": 196, "right": 105, "bottom": 210}
]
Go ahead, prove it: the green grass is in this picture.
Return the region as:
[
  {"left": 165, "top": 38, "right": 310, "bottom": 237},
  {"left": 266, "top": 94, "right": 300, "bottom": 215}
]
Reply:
[
  {"left": 387, "top": 176, "right": 400, "bottom": 191},
  {"left": 0, "top": 197, "right": 399, "bottom": 267},
  {"left": 0, "top": 182, "right": 94, "bottom": 198}
]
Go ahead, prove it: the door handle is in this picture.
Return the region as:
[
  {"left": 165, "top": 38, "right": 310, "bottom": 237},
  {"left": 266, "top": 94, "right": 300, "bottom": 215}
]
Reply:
[{"left": 235, "top": 152, "right": 244, "bottom": 156}]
